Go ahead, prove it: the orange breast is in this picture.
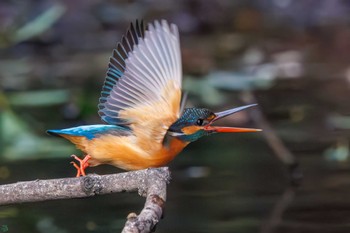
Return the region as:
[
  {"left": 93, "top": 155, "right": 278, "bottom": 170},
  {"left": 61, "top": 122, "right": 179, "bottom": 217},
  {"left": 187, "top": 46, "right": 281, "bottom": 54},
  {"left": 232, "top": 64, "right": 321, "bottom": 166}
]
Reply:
[{"left": 62, "top": 133, "right": 188, "bottom": 171}]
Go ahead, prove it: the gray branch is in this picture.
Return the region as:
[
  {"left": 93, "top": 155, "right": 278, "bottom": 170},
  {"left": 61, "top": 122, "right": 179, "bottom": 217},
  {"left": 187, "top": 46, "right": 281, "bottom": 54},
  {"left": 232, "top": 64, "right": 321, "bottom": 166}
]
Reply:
[{"left": 0, "top": 167, "right": 170, "bottom": 233}]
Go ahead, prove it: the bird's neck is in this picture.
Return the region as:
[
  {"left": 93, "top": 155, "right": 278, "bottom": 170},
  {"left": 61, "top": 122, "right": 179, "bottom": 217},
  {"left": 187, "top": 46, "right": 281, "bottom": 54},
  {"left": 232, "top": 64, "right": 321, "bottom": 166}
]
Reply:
[{"left": 162, "top": 136, "right": 189, "bottom": 162}]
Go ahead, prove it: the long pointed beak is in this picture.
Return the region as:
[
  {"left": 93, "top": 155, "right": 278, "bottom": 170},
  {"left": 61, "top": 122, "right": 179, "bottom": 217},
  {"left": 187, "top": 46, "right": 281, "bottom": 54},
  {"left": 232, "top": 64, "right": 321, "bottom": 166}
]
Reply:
[{"left": 204, "top": 104, "right": 261, "bottom": 133}]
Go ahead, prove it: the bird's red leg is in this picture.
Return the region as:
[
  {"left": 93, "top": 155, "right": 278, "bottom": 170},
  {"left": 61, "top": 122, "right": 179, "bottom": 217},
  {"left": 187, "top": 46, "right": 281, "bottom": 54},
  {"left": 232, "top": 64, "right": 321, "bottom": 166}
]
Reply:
[
  {"left": 70, "top": 161, "right": 81, "bottom": 177},
  {"left": 70, "top": 154, "right": 91, "bottom": 177}
]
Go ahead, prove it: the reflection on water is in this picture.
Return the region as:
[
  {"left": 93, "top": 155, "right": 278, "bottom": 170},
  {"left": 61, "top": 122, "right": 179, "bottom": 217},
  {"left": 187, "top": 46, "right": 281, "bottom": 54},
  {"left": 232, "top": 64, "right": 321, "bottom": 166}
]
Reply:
[{"left": 1, "top": 135, "right": 350, "bottom": 233}]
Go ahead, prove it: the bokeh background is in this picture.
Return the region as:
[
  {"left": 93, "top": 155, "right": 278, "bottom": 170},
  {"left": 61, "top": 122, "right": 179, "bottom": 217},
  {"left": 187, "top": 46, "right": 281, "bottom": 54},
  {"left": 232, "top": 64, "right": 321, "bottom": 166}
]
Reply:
[{"left": 1, "top": 0, "right": 350, "bottom": 232}]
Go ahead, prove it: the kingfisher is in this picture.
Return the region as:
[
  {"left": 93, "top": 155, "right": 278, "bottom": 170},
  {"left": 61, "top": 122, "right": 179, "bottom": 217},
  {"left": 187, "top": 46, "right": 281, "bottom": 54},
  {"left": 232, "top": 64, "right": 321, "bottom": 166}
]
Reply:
[{"left": 47, "top": 20, "right": 260, "bottom": 177}]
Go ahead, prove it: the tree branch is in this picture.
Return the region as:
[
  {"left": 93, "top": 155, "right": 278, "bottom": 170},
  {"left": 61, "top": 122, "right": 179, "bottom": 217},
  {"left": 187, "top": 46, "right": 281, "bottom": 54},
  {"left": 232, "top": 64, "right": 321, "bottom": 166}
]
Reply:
[{"left": 0, "top": 167, "right": 170, "bottom": 233}]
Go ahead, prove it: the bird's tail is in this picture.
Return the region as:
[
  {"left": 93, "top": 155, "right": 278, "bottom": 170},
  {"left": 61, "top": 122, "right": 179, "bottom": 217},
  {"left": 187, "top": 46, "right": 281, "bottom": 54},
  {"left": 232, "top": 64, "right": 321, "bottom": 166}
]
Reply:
[{"left": 46, "top": 129, "right": 64, "bottom": 137}]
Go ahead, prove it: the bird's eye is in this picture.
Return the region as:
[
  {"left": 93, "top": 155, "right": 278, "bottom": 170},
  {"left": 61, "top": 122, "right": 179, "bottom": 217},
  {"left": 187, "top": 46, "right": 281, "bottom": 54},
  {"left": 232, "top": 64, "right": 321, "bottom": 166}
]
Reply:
[{"left": 196, "top": 119, "right": 204, "bottom": 126}]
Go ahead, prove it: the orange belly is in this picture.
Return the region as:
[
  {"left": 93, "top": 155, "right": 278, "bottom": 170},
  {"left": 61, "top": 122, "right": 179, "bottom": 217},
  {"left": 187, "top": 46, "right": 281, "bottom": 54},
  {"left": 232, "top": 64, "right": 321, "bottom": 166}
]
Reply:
[{"left": 62, "top": 134, "right": 188, "bottom": 170}]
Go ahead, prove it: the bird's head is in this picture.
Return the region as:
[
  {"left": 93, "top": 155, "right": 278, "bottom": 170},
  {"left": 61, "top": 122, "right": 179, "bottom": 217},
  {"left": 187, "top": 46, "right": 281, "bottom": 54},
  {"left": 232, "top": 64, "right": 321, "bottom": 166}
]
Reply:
[{"left": 168, "top": 104, "right": 261, "bottom": 142}]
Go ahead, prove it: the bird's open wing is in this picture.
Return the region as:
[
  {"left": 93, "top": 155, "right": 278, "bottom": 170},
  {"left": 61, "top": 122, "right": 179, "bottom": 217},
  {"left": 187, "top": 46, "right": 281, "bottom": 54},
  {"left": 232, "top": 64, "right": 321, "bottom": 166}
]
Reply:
[{"left": 98, "top": 20, "right": 182, "bottom": 144}]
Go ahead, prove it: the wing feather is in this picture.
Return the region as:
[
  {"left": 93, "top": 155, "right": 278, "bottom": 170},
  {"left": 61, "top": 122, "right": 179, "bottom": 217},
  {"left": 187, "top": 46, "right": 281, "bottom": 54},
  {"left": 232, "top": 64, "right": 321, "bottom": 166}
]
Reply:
[{"left": 98, "top": 20, "right": 182, "bottom": 146}]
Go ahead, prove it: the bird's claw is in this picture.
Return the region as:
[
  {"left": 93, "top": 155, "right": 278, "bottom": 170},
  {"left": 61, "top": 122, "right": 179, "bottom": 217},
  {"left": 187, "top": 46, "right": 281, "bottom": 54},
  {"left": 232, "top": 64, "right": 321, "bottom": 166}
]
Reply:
[{"left": 71, "top": 154, "right": 91, "bottom": 177}]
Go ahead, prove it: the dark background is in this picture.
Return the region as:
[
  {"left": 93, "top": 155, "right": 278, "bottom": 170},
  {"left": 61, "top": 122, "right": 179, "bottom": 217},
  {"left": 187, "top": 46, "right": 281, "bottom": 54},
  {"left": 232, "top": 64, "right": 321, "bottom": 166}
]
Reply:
[{"left": 1, "top": 0, "right": 350, "bottom": 232}]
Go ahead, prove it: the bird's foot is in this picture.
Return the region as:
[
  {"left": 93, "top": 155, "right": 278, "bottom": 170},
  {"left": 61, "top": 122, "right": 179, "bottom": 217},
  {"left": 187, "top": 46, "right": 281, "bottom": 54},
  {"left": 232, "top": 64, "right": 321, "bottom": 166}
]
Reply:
[{"left": 71, "top": 154, "right": 91, "bottom": 177}]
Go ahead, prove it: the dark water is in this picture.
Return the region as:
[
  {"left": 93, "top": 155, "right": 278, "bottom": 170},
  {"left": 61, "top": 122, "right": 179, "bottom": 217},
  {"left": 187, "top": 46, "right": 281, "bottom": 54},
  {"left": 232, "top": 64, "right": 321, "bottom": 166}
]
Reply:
[
  {"left": 2, "top": 1, "right": 350, "bottom": 232},
  {"left": 1, "top": 135, "right": 349, "bottom": 233}
]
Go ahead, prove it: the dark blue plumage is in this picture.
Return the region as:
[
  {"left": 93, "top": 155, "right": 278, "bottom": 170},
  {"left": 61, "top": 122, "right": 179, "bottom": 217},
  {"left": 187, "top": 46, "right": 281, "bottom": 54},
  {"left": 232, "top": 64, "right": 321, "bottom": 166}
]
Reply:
[
  {"left": 169, "top": 108, "right": 214, "bottom": 130},
  {"left": 168, "top": 108, "right": 215, "bottom": 142},
  {"left": 98, "top": 20, "right": 145, "bottom": 125}
]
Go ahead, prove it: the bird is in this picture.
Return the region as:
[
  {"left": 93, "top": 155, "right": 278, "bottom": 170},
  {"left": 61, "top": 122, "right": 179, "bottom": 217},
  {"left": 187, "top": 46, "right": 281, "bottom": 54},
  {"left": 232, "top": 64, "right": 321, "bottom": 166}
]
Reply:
[{"left": 47, "top": 20, "right": 261, "bottom": 177}]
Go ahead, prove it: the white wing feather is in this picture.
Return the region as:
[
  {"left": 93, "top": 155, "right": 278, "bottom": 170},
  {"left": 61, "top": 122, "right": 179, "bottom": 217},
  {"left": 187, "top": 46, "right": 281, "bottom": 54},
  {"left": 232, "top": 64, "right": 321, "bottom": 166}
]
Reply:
[{"left": 99, "top": 20, "right": 182, "bottom": 128}]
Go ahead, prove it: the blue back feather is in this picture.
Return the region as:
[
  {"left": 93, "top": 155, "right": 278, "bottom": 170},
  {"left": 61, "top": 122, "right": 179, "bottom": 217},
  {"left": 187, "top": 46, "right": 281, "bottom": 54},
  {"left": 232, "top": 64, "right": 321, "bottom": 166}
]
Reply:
[{"left": 47, "top": 125, "right": 131, "bottom": 140}]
